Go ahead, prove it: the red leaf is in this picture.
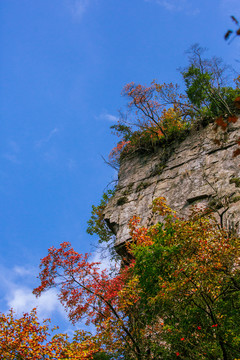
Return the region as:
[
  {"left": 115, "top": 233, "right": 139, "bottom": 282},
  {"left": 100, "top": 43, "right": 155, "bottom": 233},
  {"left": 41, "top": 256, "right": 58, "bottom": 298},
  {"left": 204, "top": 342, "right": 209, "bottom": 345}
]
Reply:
[
  {"left": 215, "top": 116, "right": 228, "bottom": 130},
  {"left": 233, "top": 148, "right": 240, "bottom": 157},
  {"left": 227, "top": 115, "right": 238, "bottom": 123},
  {"left": 234, "top": 97, "right": 240, "bottom": 109},
  {"left": 215, "top": 116, "right": 223, "bottom": 126}
]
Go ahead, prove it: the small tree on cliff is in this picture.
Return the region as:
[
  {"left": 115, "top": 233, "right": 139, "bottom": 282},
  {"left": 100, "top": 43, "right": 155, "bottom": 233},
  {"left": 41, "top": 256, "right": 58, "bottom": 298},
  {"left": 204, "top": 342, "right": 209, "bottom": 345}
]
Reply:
[{"left": 108, "top": 45, "right": 240, "bottom": 168}]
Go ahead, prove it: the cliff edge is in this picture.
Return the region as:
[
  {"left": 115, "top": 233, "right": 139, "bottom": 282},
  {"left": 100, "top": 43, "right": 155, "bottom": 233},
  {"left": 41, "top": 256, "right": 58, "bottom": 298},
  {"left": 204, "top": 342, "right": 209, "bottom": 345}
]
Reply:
[{"left": 104, "top": 119, "right": 240, "bottom": 250}]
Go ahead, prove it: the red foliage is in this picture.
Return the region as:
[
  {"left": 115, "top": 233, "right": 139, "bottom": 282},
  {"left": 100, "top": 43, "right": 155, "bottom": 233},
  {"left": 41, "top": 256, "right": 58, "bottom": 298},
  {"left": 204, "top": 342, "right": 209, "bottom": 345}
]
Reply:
[
  {"left": 0, "top": 308, "right": 67, "bottom": 359},
  {"left": 215, "top": 116, "right": 228, "bottom": 130},
  {"left": 33, "top": 242, "right": 143, "bottom": 358},
  {"left": 234, "top": 96, "right": 240, "bottom": 109},
  {"left": 33, "top": 242, "right": 127, "bottom": 325},
  {"left": 227, "top": 115, "right": 238, "bottom": 123},
  {"left": 214, "top": 115, "right": 240, "bottom": 157},
  {"left": 108, "top": 140, "right": 130, "bottom": 164}
]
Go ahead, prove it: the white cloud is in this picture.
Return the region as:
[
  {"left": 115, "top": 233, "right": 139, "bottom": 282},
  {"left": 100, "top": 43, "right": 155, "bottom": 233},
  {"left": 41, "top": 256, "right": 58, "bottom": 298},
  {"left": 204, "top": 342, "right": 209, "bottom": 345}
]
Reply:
[
  {"left": 0, "top": 265, "right": 66, "bottom": 321},
  {"left": 34, "top": 128, "right": 78, "bottom": 171},
  {"left": 13, "top": 265, "right": 36, "bottom": 277},
  {"left": 146, "top": 0, "right": 199, "bottom": 15},
  {"left": 7, "top": 287, "right": 65, "bottom": 320},
  {"left": 90, "top": 246, "right": 120, "bottom": 273},
  {"left": 97, "top": 112, "right": 118, "bottom": 122},
  {"left": 90, "top": 251, "right": 112, "bottom": 272}
]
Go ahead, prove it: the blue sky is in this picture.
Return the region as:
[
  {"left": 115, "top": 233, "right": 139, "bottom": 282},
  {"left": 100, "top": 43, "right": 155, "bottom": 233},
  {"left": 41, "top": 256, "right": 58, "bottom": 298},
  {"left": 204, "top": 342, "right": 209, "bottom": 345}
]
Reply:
[{"left": 0, "top": 0, "right": 240, "bottom": 333}]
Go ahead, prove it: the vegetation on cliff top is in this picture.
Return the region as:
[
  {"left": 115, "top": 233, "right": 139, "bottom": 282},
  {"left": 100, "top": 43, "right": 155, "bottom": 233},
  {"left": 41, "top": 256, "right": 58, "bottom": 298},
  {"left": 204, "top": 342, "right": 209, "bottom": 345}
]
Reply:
[
  {"left": 108, "top": 45, "right": 240, "bottom": 168},
  {"left": 87, "top": 45, "right": 240, "bottom": 250}
]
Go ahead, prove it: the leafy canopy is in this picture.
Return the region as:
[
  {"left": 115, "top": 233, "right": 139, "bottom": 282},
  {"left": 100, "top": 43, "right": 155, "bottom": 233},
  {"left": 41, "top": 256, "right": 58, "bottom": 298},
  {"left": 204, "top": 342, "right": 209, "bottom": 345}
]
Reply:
[
  {"left": 0, "top": 308, "right": 102, "bottom": 360},
  {"left": 128, "top": 198, "right": 240, "bottom": 359},
  {"left": 32, "top": 197, "right": 240, "bottom": 360}
]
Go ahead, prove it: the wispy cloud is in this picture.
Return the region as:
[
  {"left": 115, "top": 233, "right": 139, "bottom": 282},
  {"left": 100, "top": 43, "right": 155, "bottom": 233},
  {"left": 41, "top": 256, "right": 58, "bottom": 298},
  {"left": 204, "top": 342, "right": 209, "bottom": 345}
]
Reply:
[
  {"left": 13, "top": 265, "right": 35, "bottom": 277},
  {"left": 34, "top": 128, "right": 78, "bottom": 171},
  {"left": 146, "top": 0, "right": 199, "bottom": 15},
  {"left": 97, "top": 112, "right": 119, "bottom": 122},
  {"left": 35, "top": 128, "right": 59, "bottom": 148},
  {"left": 7, "top": 288, "right": 64, "bottom": 319},
  {"left": 2, "top": 140, "right": 21, "bottom": 164},
  {"left": 35, "top": 128, "right": 60, "bottom": 164},
  {"left": 90, "top": 251, "right": 112, "bottom": 272},
  {"left": 90, "top": 244, "right": 120, "bottom": 273},
  {"left": 0, "top": 265, "right": 66, "bottom": 320}
]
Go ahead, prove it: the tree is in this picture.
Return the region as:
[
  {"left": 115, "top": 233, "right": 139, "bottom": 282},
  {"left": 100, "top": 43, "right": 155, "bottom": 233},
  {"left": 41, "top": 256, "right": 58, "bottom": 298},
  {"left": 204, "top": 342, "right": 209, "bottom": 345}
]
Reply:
[
  {"left": 0, "top": 308, "right": 64, "bottom": 360},
  {"left": 181, "top": 44, "right": 239, "bottom": 118},
  {"left": 0, "top": 308, "right": 102, "bottom": 360},
  {"left": 129, "top": 198, "right": 240, "bottom": 360},
  {"left": 33, "top": 196, "right": 240, "bottom": 359},
  {"left": 109, "top": 81, "right": 192, "bottom": 166},
  {"left": 32, "top": 45, "right": 240, "bottom": 358},
  {"left": 87, "top": 189, "right": 116, "bottom": 246},
  {"left": 108, "top": 45, "right": 240, "bottom": 167},
  {"left": 33, "top": 242, "right": 147, "bottom": 360}
]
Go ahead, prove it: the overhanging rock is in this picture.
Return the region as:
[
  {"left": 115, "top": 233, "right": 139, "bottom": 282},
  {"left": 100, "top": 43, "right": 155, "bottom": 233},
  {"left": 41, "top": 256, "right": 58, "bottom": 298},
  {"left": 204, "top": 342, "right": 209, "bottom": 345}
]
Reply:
[{"left": 104, "top": 120, "right": 240, "bottom": 249}]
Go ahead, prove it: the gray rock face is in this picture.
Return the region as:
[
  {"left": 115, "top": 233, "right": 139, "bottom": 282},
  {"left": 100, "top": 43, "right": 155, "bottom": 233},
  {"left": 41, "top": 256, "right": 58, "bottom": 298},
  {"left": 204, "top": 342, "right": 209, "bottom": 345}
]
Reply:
[{"left": 104, "top": 120, "right": 240, "bottom": 249}]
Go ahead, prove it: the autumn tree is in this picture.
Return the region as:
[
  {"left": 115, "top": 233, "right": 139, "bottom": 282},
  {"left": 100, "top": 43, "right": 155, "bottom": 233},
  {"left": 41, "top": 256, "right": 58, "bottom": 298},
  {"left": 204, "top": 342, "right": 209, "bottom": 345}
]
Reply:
[
  {"left": 33, "top": 242, "right": 151, "bottom": 360},
  {"left": 31, "top": 44, "right": 240, "bottom": 359},
  {"left": 32, "top": 194, "right": 240, "bottom": 359},
  {"left": 0, "top": 308, "right": 64, "bottom": 360},
  {"left": 109, "top": 81, "right": 191, "bottom": 167},
  {"left": 108, "top": 45, "right": 240, "bottom": 167},
  {"left": 128, "top": 198, "right": 240, "bottom": 360},
  {"left": 0, "top": 307, "right": 103, "bottom": 360}
]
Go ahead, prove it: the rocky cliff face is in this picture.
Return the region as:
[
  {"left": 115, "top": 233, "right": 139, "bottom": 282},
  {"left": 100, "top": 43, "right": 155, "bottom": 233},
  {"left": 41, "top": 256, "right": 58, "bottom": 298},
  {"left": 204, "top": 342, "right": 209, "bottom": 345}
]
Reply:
[{"left": 104, "top": 120, "right": 240, "bottom": 250}]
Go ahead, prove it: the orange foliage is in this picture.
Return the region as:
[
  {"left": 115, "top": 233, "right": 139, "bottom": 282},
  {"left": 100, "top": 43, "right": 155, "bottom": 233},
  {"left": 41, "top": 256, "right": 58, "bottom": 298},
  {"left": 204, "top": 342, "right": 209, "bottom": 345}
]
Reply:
[
  {"left": 0, "top": 308, "right": 65, "bottom": 360},
  {"left": 0, "top": 308, "right": 101, "bottom": 360}
]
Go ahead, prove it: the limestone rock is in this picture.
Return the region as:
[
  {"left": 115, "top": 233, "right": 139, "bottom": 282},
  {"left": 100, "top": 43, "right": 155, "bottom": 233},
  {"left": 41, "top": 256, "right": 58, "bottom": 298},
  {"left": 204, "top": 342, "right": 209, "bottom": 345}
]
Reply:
[{"left": 104, "top": 120, "right": 240, "bottom": 249}]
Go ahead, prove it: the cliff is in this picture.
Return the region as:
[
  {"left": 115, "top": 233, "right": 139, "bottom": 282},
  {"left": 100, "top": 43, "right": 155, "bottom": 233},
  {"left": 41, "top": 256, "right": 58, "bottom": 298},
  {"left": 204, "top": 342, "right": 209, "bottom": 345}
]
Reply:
[{"left": 104, "top": 119, "right": 240, "bottom": 251}]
